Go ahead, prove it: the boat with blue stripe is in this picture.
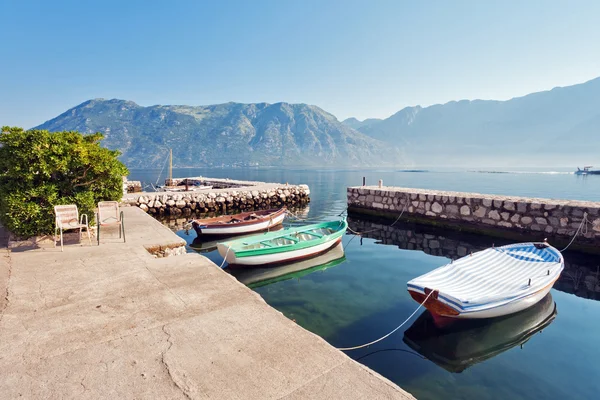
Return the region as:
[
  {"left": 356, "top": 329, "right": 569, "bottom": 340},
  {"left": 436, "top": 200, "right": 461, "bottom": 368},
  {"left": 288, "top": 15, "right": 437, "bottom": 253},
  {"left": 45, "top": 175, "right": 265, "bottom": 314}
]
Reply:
[{"left": 407, "top": 242, "right": 564, "bottom": 319}]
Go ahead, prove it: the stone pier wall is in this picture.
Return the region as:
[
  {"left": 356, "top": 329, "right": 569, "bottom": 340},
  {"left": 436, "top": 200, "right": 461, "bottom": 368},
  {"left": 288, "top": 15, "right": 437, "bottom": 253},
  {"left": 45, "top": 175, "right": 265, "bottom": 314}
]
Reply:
[
  {"left": 347, "top": 186, "right": 600, "bottom": 253},
  {"left": 122, "top": 184, "right": 310, "bottom": 217}
]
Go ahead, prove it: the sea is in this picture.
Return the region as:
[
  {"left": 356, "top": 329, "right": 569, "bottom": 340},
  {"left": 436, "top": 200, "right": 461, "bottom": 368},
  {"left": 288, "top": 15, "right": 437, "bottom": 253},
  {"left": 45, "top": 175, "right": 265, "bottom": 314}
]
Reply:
[{"left": 129, "top": 167, "right": 600, "bottom": 400}]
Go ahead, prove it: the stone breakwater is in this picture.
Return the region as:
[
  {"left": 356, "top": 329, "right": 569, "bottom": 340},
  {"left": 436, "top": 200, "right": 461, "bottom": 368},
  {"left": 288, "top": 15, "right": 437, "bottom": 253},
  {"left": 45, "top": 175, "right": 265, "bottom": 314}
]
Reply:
[
  {"left": 347, "top": 186, "right": 600, "bottom": 253},
  {"left": 122, "top": 183, "right": 310, "bottom": 216},
  {"left": 348, "top": 217, "right": 600, "bottom": 300}
]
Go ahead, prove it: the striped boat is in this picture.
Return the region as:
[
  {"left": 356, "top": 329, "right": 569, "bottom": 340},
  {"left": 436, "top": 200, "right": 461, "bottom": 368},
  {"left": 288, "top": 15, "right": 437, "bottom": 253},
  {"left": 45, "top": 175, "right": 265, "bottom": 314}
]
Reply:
[{"left": 407, "top": 242, "right": 564, "bottom": 319}]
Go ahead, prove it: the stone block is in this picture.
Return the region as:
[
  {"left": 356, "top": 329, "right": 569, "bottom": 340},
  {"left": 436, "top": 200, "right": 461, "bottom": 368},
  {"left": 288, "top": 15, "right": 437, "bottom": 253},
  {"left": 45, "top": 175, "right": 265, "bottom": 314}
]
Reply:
[
  {"left": 498, "top": 221, "right": 512, "bottom": 228},
  {"left": 517, "top": 202, "right": 528, "bottom": 213},
  {"left": 482, "top": 218, "right": 496, "bottom": 225},
  {"left": 531, "top": 203, "right": 542, "bottom": 210},
  {"left": 460, "top": 205, "right": 471, "bottom": 216},
  {"left": 489, "top": 210, "right": 501, "bottom": 220},
  {"left": 482, "top": 199, "right": 493, "bottom": 207},
  {"left": 510, "top": 214, "right": 520, "bottom": 223},
  {"left": 521, "top": 216, "right": 533, "bottom": 225},
  {"left": 493, "top": 200, "right": 503, "bottom": 208},
  {"left": 432, "top": 202, "right": 443, "bottom": 213},
  {"left": 501, "top": 212, "right": 510, "bottom": 221},
  {"left": 446, "top": 204, "right": 459, "bottom": 214},
  {"left": 545, "top": 226, "right": 554, "bottom": 234},
  {"left": 474, "top": 206, "right": 487, "bottom": 218},
  {"left": 503, "top": 201, "right": 515, "bottom": 211},
  {"left": 373, "top": 202, "right": 384, "bottom": 209},
  {"left": 425, "top": 211, "right": 436, "bottom": 216},
  {"left": 560, "top": 217, "right": 569, "bottom": 227},
  {"left": 535, "top": 217, "right": 548, "bottom": 225}
]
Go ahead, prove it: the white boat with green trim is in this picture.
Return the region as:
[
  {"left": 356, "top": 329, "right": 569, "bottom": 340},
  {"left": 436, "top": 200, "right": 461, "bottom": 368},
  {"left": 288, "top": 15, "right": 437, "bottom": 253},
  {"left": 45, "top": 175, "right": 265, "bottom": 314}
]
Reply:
[{"left": 217, "top": 219, "right": 347, "bottom": 267}]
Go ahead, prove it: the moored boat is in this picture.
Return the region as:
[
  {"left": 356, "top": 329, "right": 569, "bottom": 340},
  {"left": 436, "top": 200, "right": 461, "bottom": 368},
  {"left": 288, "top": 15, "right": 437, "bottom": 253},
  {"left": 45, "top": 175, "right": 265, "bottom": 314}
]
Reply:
[
  {"left": 217, "top": 219, "right": 348, "bottom": 267},
  {"left": 407, "top": 242, "right": 564, "bottom": 319},
  {"left": 225, "top": 242, "right": 346, "bottom": 288},
  {"left": 191, "top": 208, "right": 286, "bottom": 236}
]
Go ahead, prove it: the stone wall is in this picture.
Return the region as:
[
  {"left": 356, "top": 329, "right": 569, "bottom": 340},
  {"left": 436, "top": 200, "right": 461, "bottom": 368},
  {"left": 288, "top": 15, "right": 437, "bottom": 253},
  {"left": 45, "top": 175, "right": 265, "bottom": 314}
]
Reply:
[
  {"left": 349, "top": 217, "right": 600, "bottom": 300},
  {"left": 123, "top": 184, "right": 310, "bottom": 217},
  {"left": 348, "top": 186, "right": 600, "bottom": 253}
]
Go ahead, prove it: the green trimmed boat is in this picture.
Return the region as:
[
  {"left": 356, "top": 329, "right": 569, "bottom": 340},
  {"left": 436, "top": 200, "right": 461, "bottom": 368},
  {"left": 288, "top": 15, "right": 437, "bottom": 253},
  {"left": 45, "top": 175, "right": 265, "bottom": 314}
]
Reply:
[{"left": 217, "top": 219, "right": 347, "bottom": 267}]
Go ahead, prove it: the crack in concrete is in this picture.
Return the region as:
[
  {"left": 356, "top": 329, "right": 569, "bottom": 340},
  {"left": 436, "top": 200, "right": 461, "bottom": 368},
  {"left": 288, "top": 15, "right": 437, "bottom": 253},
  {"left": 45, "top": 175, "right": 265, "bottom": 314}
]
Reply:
[{"left": 160, "top": 324, "right": 193, "bottom": 400}]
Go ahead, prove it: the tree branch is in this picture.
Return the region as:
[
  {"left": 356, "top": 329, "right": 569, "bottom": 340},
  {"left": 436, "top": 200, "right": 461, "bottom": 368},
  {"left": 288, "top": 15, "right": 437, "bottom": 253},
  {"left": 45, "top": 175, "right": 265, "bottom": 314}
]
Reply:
[{"left": 73, "top": 177, "right": 101, "bottom": 188}]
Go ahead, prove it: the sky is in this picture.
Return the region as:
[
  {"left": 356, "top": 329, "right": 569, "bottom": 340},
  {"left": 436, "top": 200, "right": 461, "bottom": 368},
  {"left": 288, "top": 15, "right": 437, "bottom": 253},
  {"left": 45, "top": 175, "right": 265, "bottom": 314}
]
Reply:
[{"left": 1, "top": 0, "right": 600, "bottom": 128}]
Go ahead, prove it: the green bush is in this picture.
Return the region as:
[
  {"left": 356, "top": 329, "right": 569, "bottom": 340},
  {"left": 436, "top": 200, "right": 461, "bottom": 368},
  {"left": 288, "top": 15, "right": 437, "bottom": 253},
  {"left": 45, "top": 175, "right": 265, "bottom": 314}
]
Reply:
[{"left": 0, "top": 127, "right": 129, "bottom": 238}]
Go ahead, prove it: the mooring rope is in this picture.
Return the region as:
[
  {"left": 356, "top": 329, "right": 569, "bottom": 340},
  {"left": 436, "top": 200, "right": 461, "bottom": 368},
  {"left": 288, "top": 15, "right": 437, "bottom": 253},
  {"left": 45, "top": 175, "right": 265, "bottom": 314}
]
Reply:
[
  {"left": 560, "top": 212, "right": 589, "bottom": 253},
  {"left": 219, "top": 246, "right": 231, "bottom": 268},
  {"left": 336, "top": 291, "right": 433, "bottom": 351},
  {"left": 345, "top": 197, "right": 409, "bottom": 236},
  {"left": 155, "top": 152, "right": 170, "bottom": 186}
]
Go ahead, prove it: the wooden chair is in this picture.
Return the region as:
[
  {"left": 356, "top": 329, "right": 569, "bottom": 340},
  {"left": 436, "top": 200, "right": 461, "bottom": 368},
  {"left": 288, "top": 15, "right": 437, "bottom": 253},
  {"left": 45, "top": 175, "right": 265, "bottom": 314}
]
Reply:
[
  {"left": 97, "top": 201, "right": 125, "bottom": 245},
  {"left": 54, "top": 205, "right": 92, "bottom": 251}
]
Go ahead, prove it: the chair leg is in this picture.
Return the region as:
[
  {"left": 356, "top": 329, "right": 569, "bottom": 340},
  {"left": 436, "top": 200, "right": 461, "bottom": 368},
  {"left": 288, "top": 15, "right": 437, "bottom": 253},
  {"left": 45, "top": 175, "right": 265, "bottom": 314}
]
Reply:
[
  {"left": 86, "top": 225, "right": 91, "bottom": 246},
  {"left": 54, "top": 227, "right": 57, "bottom": 248},
  {"left": 119, "top": 223, "right": 122, "bottom": 239},
  {"left": 97, "top": 220, "right": 100, "bottom": 246},
  {"left": 122, "top": 220, "right": 126, "bottom": 243},
  {"left": 60, "top": 229, "right": 64, "bottom": 252}
]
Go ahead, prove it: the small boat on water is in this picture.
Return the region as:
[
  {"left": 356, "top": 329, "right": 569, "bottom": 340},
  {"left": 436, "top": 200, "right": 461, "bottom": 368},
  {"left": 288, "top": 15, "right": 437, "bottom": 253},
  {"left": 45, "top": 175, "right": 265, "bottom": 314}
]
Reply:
[
  {"left": 190, "top": 225, "right": 285, "bottom": 253},
  {"left": 191, "top": 208, "right": 287, "bottom": 236},
  {"left": 407, "top": 242, "right": 564, "bottom": 319},
  {"left": 225, "top": 242, "right": 346, "bottom": 288},
  {"left": 403, "top": 293, "right": 557, "bottom": 373},
  {"left": 217, "top": 219, "right": 348, "bottom": 267},
  {"left": 575, "top": 166, "right": 600, "bottom": 175}
]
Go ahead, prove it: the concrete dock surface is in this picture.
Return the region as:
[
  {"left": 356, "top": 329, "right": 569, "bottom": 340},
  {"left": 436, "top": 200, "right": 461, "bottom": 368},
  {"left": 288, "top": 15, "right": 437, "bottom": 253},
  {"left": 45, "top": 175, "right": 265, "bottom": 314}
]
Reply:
[{"left": 0, "top": 207, "right": 413, "bottom": 399}]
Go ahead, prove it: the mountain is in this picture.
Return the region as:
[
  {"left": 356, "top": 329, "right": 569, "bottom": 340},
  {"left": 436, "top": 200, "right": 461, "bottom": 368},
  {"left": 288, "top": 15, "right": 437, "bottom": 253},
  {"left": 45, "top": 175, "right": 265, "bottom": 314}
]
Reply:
[
  {"left": 341, "top": 117, "right": 383, "bottom": 130},
  {"left": 351, "top": 77, "right": 600, "bottom": 166},
  {"left": 35, "top": 100, "right": 405, "bottom": 168}
]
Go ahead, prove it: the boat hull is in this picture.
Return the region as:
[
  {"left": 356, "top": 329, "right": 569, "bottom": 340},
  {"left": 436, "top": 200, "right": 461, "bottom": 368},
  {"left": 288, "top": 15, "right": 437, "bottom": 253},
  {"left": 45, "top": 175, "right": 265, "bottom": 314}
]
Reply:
[
  {"left": 408, "top": 277, "right": 558, "bottom": 319},
  {"left": 219, "top": 237, "right": 342, "bottom": 267},
  {"left": 192, "top": 208, "right": 286, "bottom": 236}
]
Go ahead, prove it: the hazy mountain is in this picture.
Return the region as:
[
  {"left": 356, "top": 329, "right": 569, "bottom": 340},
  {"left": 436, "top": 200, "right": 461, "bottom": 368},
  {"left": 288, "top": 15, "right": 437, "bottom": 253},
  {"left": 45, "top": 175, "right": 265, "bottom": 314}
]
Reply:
[
  {"left": 354, "top": 77, "right": 600, "bottom": 166},
  {"left": 341, "top": 117, "right": 383, "bottom": 130},
  {"left": 35, "top": 99, "right": 405, "bottom": 168}
]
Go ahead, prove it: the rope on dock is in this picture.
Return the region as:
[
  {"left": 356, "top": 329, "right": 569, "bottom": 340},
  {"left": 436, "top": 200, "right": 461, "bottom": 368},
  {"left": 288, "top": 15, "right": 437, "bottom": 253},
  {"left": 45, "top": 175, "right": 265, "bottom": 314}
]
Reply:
[
  {"left": 336, "top": 291, "right": 433, "bottom": 351},
  {"left": 560, "top": 212, "right": 589, "bottom": 252}
]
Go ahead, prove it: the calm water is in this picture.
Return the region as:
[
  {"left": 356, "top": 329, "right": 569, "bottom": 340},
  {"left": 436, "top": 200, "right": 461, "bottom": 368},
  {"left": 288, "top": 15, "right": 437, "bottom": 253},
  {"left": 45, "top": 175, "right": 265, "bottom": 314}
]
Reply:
[{"left": 130, "top": 167, "right": 600, "bottom": 400}]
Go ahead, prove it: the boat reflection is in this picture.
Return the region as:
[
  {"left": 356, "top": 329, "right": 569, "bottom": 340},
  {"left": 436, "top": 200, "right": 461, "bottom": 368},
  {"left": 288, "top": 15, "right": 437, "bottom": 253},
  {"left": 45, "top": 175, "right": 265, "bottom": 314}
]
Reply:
[
  {"left": 225, "top": 242, "right": 346, "bottom": 288},
  {"left": 189, "top": 224, "right": 284, "bottom": 253},
  {"left": 402, "top": 293, "right": 557, "bottom": 373}
]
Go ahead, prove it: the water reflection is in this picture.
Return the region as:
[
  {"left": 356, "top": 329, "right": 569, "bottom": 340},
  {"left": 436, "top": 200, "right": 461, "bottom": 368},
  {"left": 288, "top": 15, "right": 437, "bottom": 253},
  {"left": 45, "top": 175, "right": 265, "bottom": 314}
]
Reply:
[
  {"left": 403, "top": 293, "right": 557, "bottom": 373},
  {"left": 348, "top": 216, "right": 600, "bottom": 300},
  {"left": 225, "top": 242, "right": 346, "bottom": 288}
]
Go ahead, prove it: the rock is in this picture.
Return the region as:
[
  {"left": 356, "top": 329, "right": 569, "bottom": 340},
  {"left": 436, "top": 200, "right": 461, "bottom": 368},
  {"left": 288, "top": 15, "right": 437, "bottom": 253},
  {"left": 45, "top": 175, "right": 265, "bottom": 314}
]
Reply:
[
  {"left": 166, "top": 199, "right": 176, "bottom": 207},
  {"left": 460, "top": 205, "right": 471, "bottom": 216},
  {"left": 139, "top": 203, "right": 149, "bottom": 212},
  {"left": 175, "top": 200, "right": 186, "bottom": 209},
  {"left": 510, "top": 214, "right": 520, "bottom": 223},
  {"left": 489, "top": 210, "right": 501, "bottom": 220},
  {"left": 503, "top": 201, "right": 515, "bottom": 211},
  {"left": 501, "top": 212, "right": 510, "bottom": 221},
  {"left": 521, "top": 216, "right": 533, "bottom": 225},
  {"left": 535, "top": 217, "right": 548, "bottom": 225},
  {"left": 431, "top": 202, "right": 443, "bottom": 213},
  {"left": 446, "top": 205, "right": 459, "bottom": 214},
  {"left": 498, "top": 221, "right": 512, "bottom": 228},
  {"left": 482, "top": 199, "right": 493, "bottom": 207},
  {"left": 474, "top": 206, "right": 487, "bottom": 218}
]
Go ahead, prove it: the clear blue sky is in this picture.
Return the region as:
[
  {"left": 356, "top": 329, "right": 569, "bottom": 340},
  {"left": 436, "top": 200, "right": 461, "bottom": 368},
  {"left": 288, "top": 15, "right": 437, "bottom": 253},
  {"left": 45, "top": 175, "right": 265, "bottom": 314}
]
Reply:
[{"left": 1, "top": 0, "right": 599, "bottom": 128}]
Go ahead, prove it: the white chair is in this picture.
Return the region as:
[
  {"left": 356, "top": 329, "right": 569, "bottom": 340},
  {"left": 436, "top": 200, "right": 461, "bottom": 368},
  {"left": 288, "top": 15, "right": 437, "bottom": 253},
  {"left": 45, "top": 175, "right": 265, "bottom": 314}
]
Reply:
[
  {"left": 97, "top": 201, "right": 125, "bottom": 245},
  {"left": 54, "top": 205, "right": 92, "bottom": 251}
]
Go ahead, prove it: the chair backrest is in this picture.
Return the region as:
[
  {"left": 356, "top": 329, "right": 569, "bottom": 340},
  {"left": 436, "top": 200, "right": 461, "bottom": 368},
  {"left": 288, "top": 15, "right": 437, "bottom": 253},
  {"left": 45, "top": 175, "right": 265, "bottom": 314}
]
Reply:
[
  {"left": 98, "top": 201, "right": 120, "bottom": 225},
  {"left": 54, "top": 205, "right": 79, "bottom": 228}
]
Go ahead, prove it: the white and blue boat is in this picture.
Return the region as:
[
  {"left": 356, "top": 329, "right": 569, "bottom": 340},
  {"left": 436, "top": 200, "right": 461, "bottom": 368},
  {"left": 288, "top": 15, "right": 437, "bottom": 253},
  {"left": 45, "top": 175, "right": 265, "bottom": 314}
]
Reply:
[{"left": 407, "top": 242, "right": 564, "bottom": 319}]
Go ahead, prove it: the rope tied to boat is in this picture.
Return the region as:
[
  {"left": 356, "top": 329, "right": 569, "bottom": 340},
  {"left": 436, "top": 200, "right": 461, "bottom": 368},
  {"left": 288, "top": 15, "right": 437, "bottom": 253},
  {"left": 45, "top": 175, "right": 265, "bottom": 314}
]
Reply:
[
  {"left": 345, "top": 196, "right": 409, "bottom": 236},
  {"left": 559, "top": 212, "right": 589, "bottom": 252},
  {"left": 336, "top": 290, "right": 433, "bottom": 351},
  {"left": 219, "top": 245, "right": 231, "bottom": 268}
]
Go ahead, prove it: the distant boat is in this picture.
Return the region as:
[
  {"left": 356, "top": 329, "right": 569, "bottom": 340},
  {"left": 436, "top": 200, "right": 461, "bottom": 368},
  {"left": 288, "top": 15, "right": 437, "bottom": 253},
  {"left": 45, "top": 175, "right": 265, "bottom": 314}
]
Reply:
[
  {"left": 407, "top": 242, "right": 564, "bottom": 319},
  {"left": 190, "top": 208, "right": 287, "bottom": 236},
  {"left": 217, "top": 219, "right": 347, "bottom": 267},
  {"left": 154, "top": 149, "right": 213, "bottom": 191},
  {"left": 575, "top": 166, "right": 600, "bottom": 175},
  {"left": 225, "top": 242, "right": 346, "bottom": 288},
  {"left": 403, "top": 293, "right": 557, "bottom": 373}
]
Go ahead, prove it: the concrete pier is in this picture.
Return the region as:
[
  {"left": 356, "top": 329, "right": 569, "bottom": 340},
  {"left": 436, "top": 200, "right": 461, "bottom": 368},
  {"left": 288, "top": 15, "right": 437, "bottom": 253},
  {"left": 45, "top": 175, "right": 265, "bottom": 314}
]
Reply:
[
  {"left": 348, "top": 185, "right": 600, "bottom": 254},
  {"left": 0, "top": 208, "right": 413, "bottom": 399}
]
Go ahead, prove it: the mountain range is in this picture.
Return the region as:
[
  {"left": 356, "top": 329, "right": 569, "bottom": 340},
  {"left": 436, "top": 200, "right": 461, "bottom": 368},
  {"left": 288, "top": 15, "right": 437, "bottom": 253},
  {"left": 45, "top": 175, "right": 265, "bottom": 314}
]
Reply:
[
  {"left": 343, "top": 77, "right": 600, "bottom": 166},
  {"left": 35, "top": 100, "right": 404, "bottom": 168},
  {"left": 34, "top": 77, "right": 600, "bottom": 168}
]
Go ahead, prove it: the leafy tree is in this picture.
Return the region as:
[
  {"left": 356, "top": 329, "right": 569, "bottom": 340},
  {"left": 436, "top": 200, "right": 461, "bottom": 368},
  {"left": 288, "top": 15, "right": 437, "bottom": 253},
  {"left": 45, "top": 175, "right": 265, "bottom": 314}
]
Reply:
[{"left": 0, "top": 127, "right": 129, "bottom": 237}]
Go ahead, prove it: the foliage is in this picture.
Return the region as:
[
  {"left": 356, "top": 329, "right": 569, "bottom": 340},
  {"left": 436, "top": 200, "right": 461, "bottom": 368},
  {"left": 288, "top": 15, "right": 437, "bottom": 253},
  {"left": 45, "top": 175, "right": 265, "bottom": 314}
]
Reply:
[{"left": 0, "top": 127, "right": 129, "bottom": 237}]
